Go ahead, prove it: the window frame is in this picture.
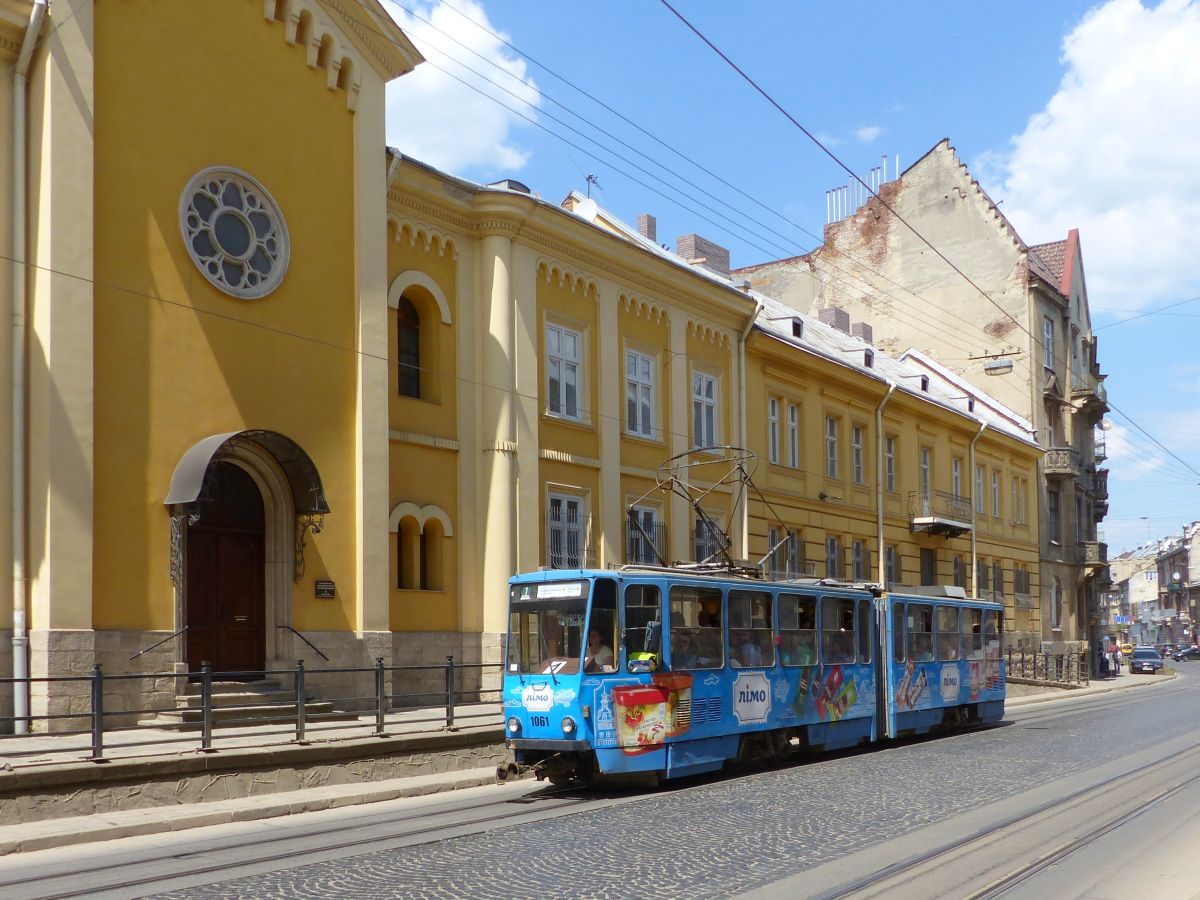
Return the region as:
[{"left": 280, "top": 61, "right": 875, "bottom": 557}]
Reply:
[
  {"left": 992, "top": 471, "right": 1001, "bottom": 517},
  {"left": 546, "top": 491, "right": 587, "bottom": 569},
  {"left": 825, "top": 416, "right": 839, "bottom": 478},
  {"left": 787, "top": 403, "right": 800, "bottom": 468},
  {"left": 825, "top": 536, "right": 841, "bottom": 579},
  {"left": 1043, "top": 316, "right": 1055, "bottom": 370},
  {"left": 397, "top": 296, "right": 421, "bottom": 399},
  {"left": 975, "top": 465, "right": 985, "bottom": 514},
  {"left": 952, "top": 457, "right": 962, "bottom": 498},
  {"left": 546, "top": 321, "right": 583, "bottom": 421},
  {"left": 884, "top": 435, "right": 896, "bottom": 492},
  {"left": 768, "top": 397, "right": 780, "bottom": 464},
  {"left": 779, "top": 593, "right": 818, "bottom": 667},
  {"left": 852, "top": 424, "right": 866, "bottom": 484},
  {"left": 692, "top": 370, "right": 719, "bottom": 448},
  {"left": 624, "top": 347, "right": 656, "bottom": 438}
]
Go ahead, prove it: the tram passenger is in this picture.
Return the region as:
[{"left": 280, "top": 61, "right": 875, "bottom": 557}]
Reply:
[
  {"left": 583, "top": 628, "right": 615, "bottom": 673},
  {"left": 670, "top": 631, "right": 698, "bottom": 669},
  {"left": 782, "top": 632, "right": 815, "bottom": 666},
  {"left": 730, "top": 630, "right": 763, "bottom": 668},
  {"left": 695, "top": 628, "right": 723, "bottom": 667}
]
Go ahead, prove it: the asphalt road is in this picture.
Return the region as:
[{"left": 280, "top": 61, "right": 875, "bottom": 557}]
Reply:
[{"left": 3, "top": 669, "right": 1198, "bottom": 899}]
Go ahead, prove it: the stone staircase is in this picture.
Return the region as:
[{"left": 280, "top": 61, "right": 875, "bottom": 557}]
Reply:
[{"left": 145, "top": 679, "right": 357, "bottom": 729}]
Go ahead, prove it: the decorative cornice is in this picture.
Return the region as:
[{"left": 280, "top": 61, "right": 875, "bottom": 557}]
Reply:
[
  {"left": 319, "top": 0, "right": 393, "bottom": 75},
  {"left": 387, "top": 212, "right": 458, "bottom": 260},
  {"left": 389, "top": 430, "right": 459, "bottom": 452},
  {"left": 265, "top": 0, "right": 361, "bottom": 111},
  {"left": 620, "top": 292, "right": 669, "bottom": 325},
  {"left": 687, "top": 317, "right": 732, "bottom": 348},
  {"left": 540, "top": 448, "right": 601, "bottom": 468},
  {"left": 0, "top": 33, "right": 20, "bottom": 57},
  {"left": 536, "top": 257, "right": 599, "bottom": 299}
]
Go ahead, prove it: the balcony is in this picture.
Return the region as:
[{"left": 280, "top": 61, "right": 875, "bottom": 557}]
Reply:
[
  {"left": 1092, "top": 468, "right": 1109, "bottom": 520},
  {"left": 908, "top": 490, "right": 972, "bottom": 538},
  {"left": 1072, "top": 376, "right": 1109, "bottom": 420},
  {"left": 624, "top": 520, "right": 668, "bottom": 566},
  {"left": 1043, "top": 447, "right": 1081, "bottom": 480},
  {"left": 1082, "top": 540, "right": 1110, "bottom": 581}
]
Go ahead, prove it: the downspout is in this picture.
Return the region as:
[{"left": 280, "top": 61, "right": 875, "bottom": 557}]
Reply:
[
  {"left": 12, "top": 0, "right": 48, "bottom": 735},
  {"left": 969, "top": 418, "right": 988, "bottom": 598},
  {"left": 874, "top": 380, "right": 896, "bottom": 585},
  {"left": 738, "top": 298, "right": 763, "bottom": 557}
]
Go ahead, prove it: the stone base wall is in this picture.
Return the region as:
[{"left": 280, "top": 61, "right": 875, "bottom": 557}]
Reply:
[
  {"left": 281, "top": 630, "right": 394, "bottom": 714},
  {"left": 94, "top": 631, "right": 179, "bottom": 728},
  {"left": 391, "top": 631, "right": 504, "bottom": 710},
  {"left": 29, "top": 630, "right": 95, "bottom": 733},
  {"left": 0, "top": 630, "right": 12, "bottom": 733}
]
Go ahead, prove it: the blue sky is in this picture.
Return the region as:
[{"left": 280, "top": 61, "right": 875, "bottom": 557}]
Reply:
[{"left": 381, "top": 0, "right": 1200, "bottom": 554}]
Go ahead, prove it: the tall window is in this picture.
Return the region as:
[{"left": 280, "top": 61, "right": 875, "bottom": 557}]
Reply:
[
  {"left": 1048, "top": 487, "right": 1061, "bottom": 543},
  {"left": 547, "top": 493, "right": 585, "bottom": 568},
  {"left": 952, "top": 458, "right": 962, "bottom": 497},
  {"left": 852, "top": 540, "right": 866, "bottom": 580},
  {"left": 397, "top": 297, "right": 421, "bottom": 399},
  {"left": 546, "top": 323, "right": 581, "bottom": 420},
  {"left": 1043, "top": 316, "right": 1055, "bottom": 370},
  {"left": 993, "top": 561, "right": 1004, "bottom": 597},
  {"left": 885, "top": 545, "right": 900, "bottom": 588},
  {"left": 884, "top": 436, "right": 896, "bottom": 491},
  {"left": 825, "top": 417, "right": 839, "bottom": 478},
  {"left": 694, "top": 515, "right": 723, "bottom": 562},
  {"left": 767, "top": 526, "right": 800, "bottom": 578},
  {"left": 919, "top": 447, "right": 931, "bottom": 514},
  {"left": 953, "top": 555, "right": 963, "bottom": 587},
  {"left": 625, "top": 349, "right": 654, "bottom": 437},
  {"left": 825, "top": 536, "right": 840, "bottom": 579},
  {"left": 975, "top": 465, "right": 985, "bottom": 513},
  {"left": 787, "top": 404, "right": 799, "bottom": 468},
  {"left": 992, "top": 472, "right": 1001, "bottom": 517},
  {"left": 920, "top": 548, "right": 935, "bottom": 586},
  {"left": 692, "top": 372, "right": 717, "bottom": 447},
  {"left": 626, "top": 505, "right": 661, "bottom": 565},
  {"left": 977, "top": 558, "right": 990, "bottom": 594},
  {"left": 852, "top": 426, "right": 865, "bottom": 484},
  {"left": 768, "top": 398, "right": 780, "bottom": 464}
]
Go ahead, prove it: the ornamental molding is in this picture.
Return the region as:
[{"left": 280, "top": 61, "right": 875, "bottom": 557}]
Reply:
[
  {"left": 687, "top": 317, "right": 732, "bottom": 348},
  {"left": 536, "top": 257, "right": 598, "bottom": 299},
  {"left": 315, "top": 0, "right": 395, "bottom": 76},
  {"left": 386, "top": 211, "right": 458, "bottom": 260},
  {"left": 264, "top": 0, "right": 361, "bottom": 111},
  {"left": 0, "top": 34, "right": 20, "bottom": 56},
  {"left": 540, "top": 448, "right": 601, "bottom": 469},
  {"left": 483, "top": 439, "right": 518, "bottom": 455},
  {"left": 389, "top": 430, "right": 459, "bottom": 452},
  {"left": 620, "top": 292, "right": 669, "bottom": 325}
]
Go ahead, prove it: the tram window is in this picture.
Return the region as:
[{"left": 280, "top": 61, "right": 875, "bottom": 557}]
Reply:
[
  {"left": 506, "top": 582, "right": 587, "bottom": 675},
  {"left": 821, "top": 596, "right": 856, "bottom": 664},
  {"left": 982, "top": 609, "right": 1001, "bottom": 656},
  {"left": 779, "top": 594, "right": 817, "bottom": 666},
  {"left": 907, "top": 603, "right": 934, "bottom": 661},
  {"left": 937, "top": 606, "right": 961, "bottom": 661},
  {"left": 585, "top": 579, "right": 617, "bottom": 673},
  {"left": 730, "top": 590, "right": 774, "bottom": 667},
  {"left": 669, "top": 585, "right": 723, "bottom": 670},
  {"left": 623, "top": 584, "right": 662, "bottom": 672},
  {"left": 963, "top": 608, "right": 984, "bottom": 659},
  {"left": 857, "top": 598, "right": 872, "bottom": 663},
  {"left": 892, "top": 603, "right": 905, "bottom": 662}
]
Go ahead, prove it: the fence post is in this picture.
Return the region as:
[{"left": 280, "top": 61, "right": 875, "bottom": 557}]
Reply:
[
  {"left": 295, "top": 659, "right": 307, "bottom": 743},
  {"left": 445, "top": 655, "right": 456, "bottom": 731},
  {"left": 375, "top": 657, "right": 386, "bottom": 737},
  {"left": 90, "top": 664, "right": 105, "bottom": 761},
  {"left": 201, "top": 661, "right": 213, "bottom": 751},
  {"left": 1043, "top": 651, "right": 1049, "bottom": 681}
]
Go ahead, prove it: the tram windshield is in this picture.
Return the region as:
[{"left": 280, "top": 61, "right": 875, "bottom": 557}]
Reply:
[{"left": 507, "top": 580, "right": 589, "bottom": 675}]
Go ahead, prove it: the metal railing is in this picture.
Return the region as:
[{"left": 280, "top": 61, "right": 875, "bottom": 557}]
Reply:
[
  {"left": 624, "top": 520, "right": 668, "bottom": 566},
  {"left": 0, "top": 657, "right": 503, "bottom": 766},
  {"left": 1005, "top": 648, "right": 1090, "bottom": 686},
  {"left": 906, "top": 489, "right": 971, "bottom": 522}
]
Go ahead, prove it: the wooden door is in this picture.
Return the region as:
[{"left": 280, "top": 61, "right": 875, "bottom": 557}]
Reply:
[{"left": 186, "top": 462, "right": 266, "bottom": 676}]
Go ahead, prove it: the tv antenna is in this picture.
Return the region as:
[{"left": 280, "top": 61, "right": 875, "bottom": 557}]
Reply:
[{"left": 585, "top": 174, "right": 602, "bottom": 198}]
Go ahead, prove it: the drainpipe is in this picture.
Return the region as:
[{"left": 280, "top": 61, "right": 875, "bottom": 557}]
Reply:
[
  {"left": 12, "top": 0, "right": 48, "bottom": 735},
  {"left": 738, "top": 299, "right": 763, "bottom": 557},
  {"left": 969, "top": 419, "right": 988, "bottom": 598},
  {"left": 874, "top": 380, "right": 896, "bottom": 585}
]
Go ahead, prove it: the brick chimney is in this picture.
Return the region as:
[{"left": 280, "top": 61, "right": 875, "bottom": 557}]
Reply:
[
  {"left": 637, "top": 214, "right": 657, "bottom": 243},
  {"left": 676, "top": 233, "right": 730, "bottom": 280},
  {"left": 817, "top": 307, "right": 850, "bottom": 334},
  {"left": 851, "top": 322, "right": 874, "bottom": 344}
]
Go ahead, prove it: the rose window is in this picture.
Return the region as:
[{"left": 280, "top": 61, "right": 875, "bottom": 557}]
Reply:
[{"left": 180, "top": 168, "right": 290, "bottom": 300}]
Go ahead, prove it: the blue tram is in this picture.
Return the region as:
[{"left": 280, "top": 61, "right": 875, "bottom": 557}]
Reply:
[{"left": 502, "top": 567, "right": 1005, "bottom": 784}]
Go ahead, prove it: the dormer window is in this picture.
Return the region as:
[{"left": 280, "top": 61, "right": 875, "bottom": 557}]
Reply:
[
  {"left": 920, "top": 375, "right": 929, "bottom": 392},
  {"left": 792, "top": 318, "right": 803, "bottom": 339},
  {"left": 864, "top": 350, "right": 874, "bottom": 369}
]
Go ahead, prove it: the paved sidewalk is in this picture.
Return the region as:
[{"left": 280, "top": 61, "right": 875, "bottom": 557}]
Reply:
[{"left": 0, "top": 673, "right": 1179, "bottom": 858}]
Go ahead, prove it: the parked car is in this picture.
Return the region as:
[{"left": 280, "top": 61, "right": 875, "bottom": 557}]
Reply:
[
  {"left": 1157, "top": 644, "right": 1176, "bottom": 658},
  {"left": 1173, "top": 646, "right": 1200, "bottom": 662},
  {"left": 1130, "top": 647, "right": 1165, "bottom": 675},
  {"left": 1120, "top": 643, "right": 1134, "bottom": 657}
]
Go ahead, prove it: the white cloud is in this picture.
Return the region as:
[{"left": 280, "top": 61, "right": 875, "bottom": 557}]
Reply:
[
  {"left": 1104, "top": 422, "right": 1167, "bottom": 480},
  {"left": 983, "top": 0, "right": 1200, "bottom": 313},
  {"left": 855, "top": 125, "right": 883, "bottom": 143},
  {"left": 383, "top": 1, "right": 540, "bottom": 176}
]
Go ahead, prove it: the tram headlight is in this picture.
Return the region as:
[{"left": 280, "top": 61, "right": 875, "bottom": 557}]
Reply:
[
  {"left": 561, "top": 716, "right": 576, "bottom": 736},
  {"left": 506, "top": 716, "right": 521, "bottom": 735}
]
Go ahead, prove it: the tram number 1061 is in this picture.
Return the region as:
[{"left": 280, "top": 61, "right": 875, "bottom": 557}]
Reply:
[{"left": 530, "top": 715, "right": 550, "bottom": 727}]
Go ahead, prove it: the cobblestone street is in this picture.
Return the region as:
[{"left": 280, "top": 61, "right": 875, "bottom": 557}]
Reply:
[{"left": 151, "top": 674, "right": 1200, "bottom": 899}]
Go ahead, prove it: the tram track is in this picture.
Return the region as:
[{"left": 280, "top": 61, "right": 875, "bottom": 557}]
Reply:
[
  {"left": 0, "top": 785, "right": 596, "bottom": 900},
  {"left": 812, "top": 739, "right": 1200, "bottom": 899}
]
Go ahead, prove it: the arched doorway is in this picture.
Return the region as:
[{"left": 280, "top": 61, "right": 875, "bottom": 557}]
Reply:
[{"left": 185, "top": 461, "right": 266, "bottom": 674}]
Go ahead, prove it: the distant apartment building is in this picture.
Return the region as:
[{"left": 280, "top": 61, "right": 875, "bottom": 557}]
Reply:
[{"left": 734, "top": 139, "right": 1111, "bottom": 652}]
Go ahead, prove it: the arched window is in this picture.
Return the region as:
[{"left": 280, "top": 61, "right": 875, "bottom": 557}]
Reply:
[
  {"left": 391, "top": 503, "right": 453, "bottom": 591},
  {"left": 397, "top": 296, "right": 421, "bottom": 398}
]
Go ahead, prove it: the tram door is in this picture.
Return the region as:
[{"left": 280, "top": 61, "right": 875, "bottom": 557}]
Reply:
[{"left": 875, "top": 597, "right": 895, "bottom": 739}]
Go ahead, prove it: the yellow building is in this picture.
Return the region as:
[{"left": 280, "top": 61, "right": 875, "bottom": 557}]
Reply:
[{"left": 0, "top": 1, "right": 1042, "bottom": 731}]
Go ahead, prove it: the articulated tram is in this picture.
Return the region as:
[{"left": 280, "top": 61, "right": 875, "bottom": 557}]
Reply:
[{"left": 501, "top": 566, "right": 1005, "bottom": 784}]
